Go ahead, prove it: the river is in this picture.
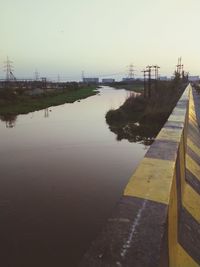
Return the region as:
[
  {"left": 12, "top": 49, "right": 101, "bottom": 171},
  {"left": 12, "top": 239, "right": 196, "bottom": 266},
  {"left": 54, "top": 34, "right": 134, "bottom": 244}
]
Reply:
[{"left": 0, "top": 86, "right": 147, "bottom": 267}]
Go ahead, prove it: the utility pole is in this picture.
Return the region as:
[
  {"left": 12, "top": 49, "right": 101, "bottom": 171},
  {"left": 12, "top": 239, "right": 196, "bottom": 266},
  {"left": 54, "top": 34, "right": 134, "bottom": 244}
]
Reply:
[
  {"left": 152, "top": 65, "right": 160, "bottom": 80},
  {"left": 143, "top": 65, "right": 160, "bottom": 98},
  {"left": 57, "top": 74, "right": 60, "bottom": 83},
  {"left": 146, "top": 65, "right": 152, "bottom": 98},
  {"left": 4, "top": 56, "right": 14, "bottom": 81},
  {"left": 141, "top": 69, "right": 148, "bottom": 98},
  {"left": 152, "top": 65, "right": 160, "bottom": 90}
]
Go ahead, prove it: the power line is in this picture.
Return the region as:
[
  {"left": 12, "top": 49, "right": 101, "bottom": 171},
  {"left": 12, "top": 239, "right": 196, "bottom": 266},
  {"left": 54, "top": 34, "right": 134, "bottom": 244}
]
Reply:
[
  {"left": 176, "top": 57, "right": 183, "bottom": 77},
  {"left": 3, "top": 56, "right": 15, "bottom": 81},
  {"left": 127, "top": 64, "right": 135, "bottom": 79},
  {"left": 34, "top": 69, "right": 40, "bottom": 81}
]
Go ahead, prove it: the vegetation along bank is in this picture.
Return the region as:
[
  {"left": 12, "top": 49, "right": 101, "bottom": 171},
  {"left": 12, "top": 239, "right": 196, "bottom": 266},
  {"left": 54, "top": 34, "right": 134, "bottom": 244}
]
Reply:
[{"left": 0, "top": 83, "right": 98, "bottom": 116}]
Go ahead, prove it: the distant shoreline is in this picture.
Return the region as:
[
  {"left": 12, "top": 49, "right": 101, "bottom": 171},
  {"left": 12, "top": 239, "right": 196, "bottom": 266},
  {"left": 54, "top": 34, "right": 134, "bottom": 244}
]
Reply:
[{"left": 108, "top": 81, "right": 144, "bottom": 92}]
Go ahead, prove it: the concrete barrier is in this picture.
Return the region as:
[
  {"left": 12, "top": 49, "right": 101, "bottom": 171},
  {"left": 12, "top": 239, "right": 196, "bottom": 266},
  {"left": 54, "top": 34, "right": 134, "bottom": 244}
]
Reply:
[{"left": 81, "top": 84, "right": 200, "bottom": 267}]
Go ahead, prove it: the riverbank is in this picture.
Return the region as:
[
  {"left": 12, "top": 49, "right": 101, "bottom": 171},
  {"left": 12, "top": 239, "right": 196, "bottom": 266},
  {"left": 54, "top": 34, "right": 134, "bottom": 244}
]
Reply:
[
  {"left": 0, "top": 86, "right": 98, "bottom": 115},
  {"left": 110, "top": 81, "right": 144, "bottom": 92},
  {"left": 106, "top": 80, "right": 187, "bottom": 144}
]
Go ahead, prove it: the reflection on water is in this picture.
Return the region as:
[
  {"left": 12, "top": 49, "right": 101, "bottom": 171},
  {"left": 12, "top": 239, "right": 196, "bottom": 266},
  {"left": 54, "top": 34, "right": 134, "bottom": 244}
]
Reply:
[
  {"left": 107, "top": 121, "right": 162, "bottom": 146},
  {"left": 0, "top": 114, "right": 17, "bottom": 128},
  {"left": 44, "top": 108, "right": 51, "bottom": 118},
  {"left": 0, "top": 87, "right": 146, "bottom": 267},
  {"left": 44, "top": 108, "right": 49, "bottom": 118},
  {"left": 0, "top": 108, "right": 51, "bottom": 128},
  {"left": 105, "top": 91, "right": 164, "bottom": 146}
]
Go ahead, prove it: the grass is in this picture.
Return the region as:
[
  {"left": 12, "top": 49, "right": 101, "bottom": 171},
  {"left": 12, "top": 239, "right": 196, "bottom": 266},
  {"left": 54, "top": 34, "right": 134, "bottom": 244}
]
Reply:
[
  {"left": 106, "top": 80, "right": 187, "bottom": 124},
  {"left": 105, "top": 80, "right": 188, "bottom": 144},
  {"left": 0, "top": 86, "right": 98, "bottom": 115},
  {"left": 110, "top": 81, "right": 144, "bottom": 92}
]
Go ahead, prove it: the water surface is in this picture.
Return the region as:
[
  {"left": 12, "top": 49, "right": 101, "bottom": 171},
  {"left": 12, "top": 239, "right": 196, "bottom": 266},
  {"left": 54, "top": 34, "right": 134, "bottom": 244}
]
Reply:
[{"left": 0, "top": 86, "right": 147, "bottom": 267}]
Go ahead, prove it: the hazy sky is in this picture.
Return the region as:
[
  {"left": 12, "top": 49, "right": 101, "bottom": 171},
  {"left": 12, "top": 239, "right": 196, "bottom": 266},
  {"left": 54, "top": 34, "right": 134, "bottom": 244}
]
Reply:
[{"left": 1, "top": 0, "right": 200, "bottom": 80}]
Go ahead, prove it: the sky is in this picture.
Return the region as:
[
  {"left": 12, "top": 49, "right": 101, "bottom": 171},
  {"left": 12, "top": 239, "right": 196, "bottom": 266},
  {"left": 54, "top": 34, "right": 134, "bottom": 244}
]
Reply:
[{"left": 1, "top": 0, "right": 200, "bottom": 81}]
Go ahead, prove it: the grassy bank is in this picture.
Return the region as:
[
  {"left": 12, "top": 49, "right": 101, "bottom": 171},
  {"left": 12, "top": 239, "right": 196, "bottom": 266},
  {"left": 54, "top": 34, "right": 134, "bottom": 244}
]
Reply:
[
  {"left": 106, "top": 80, "right": 187, "bottom": 144},
  {"left": 106, "top": 80, "right": 187, "bottom": 124},
  {"left": 110, "top": 81, "right": 144, "bottom": 92},
  {"left": 0, "top": 86, "right": 98, "bottom": 115}
]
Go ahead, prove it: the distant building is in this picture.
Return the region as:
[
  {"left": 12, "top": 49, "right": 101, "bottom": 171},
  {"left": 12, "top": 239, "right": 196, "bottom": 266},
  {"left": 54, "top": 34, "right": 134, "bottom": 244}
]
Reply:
[
  {"left": 83, "top": 77, "right": 99, "bottom": 84},
  {"left": 188, "top": 76, "right": 199, "bottom": 82},
  {"left": 122, "top": 78, "right": 135, "bottom": 82},
  {"left": 102, "top": 78, "right": 115, "bottom": 83},
  {"left": 159, "top": 76, "right": 168, "bottom": 81}
]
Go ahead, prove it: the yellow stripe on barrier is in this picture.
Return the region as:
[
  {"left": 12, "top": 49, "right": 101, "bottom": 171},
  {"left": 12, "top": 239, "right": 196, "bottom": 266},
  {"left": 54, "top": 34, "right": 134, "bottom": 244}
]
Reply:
[
  {"left": 188, "top": 94, "right": 199, "bottom": 128},
  {"left": 183, "top": 184, "right": 200, "bottom": 223},
  {"left": 188, "top": 138, "right": 200, "bottom": 157},
  {"left": 177, "top": 244, "right": 199, "bottom": 267},
  {"left": 186, "top": 154, "right": 200, "bottom": 182},
  {"left": 189, "top": 109, "right": 197, "bottom": 117},
  {"left": 168, "top": 173, "right": 178, "bottom": 267},
  {"left": 124, "top": 157, "right": 175, "bottom": 204},
  {"left": 156, "top": 127, "right": 182, "bottom": 142},
  {"left": 156, "top": 128, "right": 182, "bottom": 142},
  {"left": 189, "top": 110, "right": 198, "bottom": 118},
  {"left": 188, "top": 123, "right": 199, "bottom": 134},
  {"left": 189, "top": 120, "right": 199, "bottom": 130},
  {"left": 179, "top": 136, "right": 186, "bottom": 200}
]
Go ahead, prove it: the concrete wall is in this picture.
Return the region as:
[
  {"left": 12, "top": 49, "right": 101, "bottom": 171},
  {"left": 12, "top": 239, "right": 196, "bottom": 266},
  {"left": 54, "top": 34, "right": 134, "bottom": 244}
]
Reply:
[{"left": 80, "top": 84, "right": 200, "bottom": 267}]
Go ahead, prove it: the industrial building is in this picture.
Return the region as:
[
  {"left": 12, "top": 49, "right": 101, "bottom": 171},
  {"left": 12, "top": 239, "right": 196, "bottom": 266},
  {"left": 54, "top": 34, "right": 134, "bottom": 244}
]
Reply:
[
  {"left": 122, "top": 77, "right": 135, "bottom": 82},
  {"left": 102, "top": 78, "right": 115, "bottom": 83}
]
